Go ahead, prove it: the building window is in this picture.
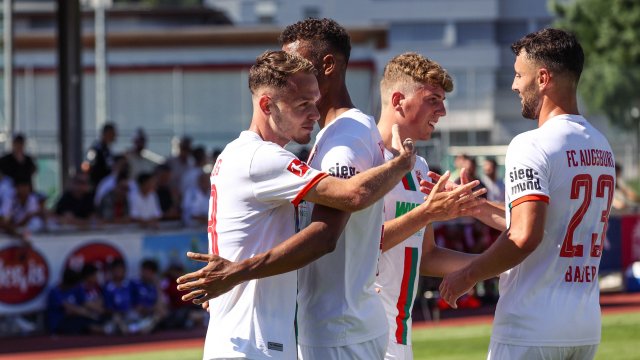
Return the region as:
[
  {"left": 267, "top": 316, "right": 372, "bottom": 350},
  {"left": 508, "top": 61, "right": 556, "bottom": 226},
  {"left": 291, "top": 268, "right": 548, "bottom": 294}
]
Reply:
[
  {"left": 456, "top": 22, "right": 495, "bottom": 45},
  {"left": 496, "top": 66, "right": 514, "bottom": 89},
  {"left": 390, "top": 22, "right": 446, "bottom": 45},
  {"left": 255, "top": 0, "right": 277, "bottom": 24},
  {"left": 496, "top": 21, "right": 528, "bottom": 45},
  {"left": 303, "top": 6, "right": 320, "bottom": 19}
]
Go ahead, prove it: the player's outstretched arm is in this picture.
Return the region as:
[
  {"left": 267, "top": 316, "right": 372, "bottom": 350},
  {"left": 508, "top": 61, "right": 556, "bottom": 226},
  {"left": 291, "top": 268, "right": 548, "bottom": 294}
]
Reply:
[
  {"left": 419, "top": 225, "right": 477, "bottom": 277},
  {"left": 177, "top": 205, "right": 349, "bottom": 304},
  {"left": 439, "top": 200, "right": 546, "bottom": 308},
  {"left": 381, "top": 171, "right": 486, "bottom": 252},
  {"left": 382, "top": 171, "right": 487, "bottom": 252},
  {"left": 421, "top": 170, "right": 507, "bottom": 231},
  {"left": 303, "top": 125, "right": 416, "bottom": 212}
]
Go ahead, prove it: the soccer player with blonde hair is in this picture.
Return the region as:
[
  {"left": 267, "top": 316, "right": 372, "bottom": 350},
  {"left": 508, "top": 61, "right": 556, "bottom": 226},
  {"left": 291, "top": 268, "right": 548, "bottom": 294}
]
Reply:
[
  {"left": 177, "top": 50, "right": 418, "bottom": 360},
  {"left": 375, "top": 52, "right": 484, "bottom": 360}
]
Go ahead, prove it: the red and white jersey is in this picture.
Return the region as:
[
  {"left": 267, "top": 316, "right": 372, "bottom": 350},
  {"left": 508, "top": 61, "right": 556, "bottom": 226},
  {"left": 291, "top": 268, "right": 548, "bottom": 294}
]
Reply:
[
  {"left": 375, "top": 151, "right": 430, "bottom": 346},
  {"left": 297, "top": 108, "right": 389, "bottom": 347},
  {"left": 494, "top": 114, "right": 615, "bottom": 346},
  {"left": 204, "top": 131, "right": 327, "bottom": 360}
]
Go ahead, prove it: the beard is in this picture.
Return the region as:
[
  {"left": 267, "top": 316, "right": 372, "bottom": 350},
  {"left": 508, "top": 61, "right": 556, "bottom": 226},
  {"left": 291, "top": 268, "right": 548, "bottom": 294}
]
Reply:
[
  {"left": 272, "top": 110, "right": 312, "bottom": 145},
  {"left": 520, "top": 88, "right": 541, "bottom": 120}
]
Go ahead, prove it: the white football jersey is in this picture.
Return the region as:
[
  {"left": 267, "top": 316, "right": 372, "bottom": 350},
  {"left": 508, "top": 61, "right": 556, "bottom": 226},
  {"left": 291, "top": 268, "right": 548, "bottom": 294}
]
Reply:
[
  {"left": 375, "top": 151, "right": 430, "bottom": 346},
  {"left": 204, "top": 131, "right": 327, "bottom": 360},
  {"left": 297, "top": 108, "right": 389, "bottom": 347},
  {"left": 494, "top": 114, "right": 615, "bottom": 346}
]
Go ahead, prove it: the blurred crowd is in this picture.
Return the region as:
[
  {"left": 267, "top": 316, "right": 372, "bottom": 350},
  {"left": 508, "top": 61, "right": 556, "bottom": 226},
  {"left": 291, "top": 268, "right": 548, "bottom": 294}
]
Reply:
[
  {"left": 46, "top": 259, "right": 207, "bottom": 336},
  {"left": 0, "top": 123, "right": 221, "bottom": 243}
]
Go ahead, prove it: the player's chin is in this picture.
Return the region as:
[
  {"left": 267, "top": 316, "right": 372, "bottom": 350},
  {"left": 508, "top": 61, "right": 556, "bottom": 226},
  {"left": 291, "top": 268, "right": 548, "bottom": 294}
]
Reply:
[{"left": 293, "top": 133, "right": 312, "bottom": 145}]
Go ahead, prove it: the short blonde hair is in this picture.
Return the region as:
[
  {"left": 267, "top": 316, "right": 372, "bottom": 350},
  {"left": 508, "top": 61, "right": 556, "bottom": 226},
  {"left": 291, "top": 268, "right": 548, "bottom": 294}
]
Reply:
[
  {"left": 249, "top": 50, "right": 316, "bottom": 94},
  {"left": 380, "top": 52, "right": 453, "bottom": 106}
]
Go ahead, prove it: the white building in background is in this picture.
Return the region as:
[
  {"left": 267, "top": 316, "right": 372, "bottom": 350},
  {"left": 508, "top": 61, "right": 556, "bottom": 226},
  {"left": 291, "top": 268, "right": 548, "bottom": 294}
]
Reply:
[
  {"left": 2, "top": 0, "right": 637, "bottom": 194},
  {"left": 207, "top": 0, "right": 636, "bottom": 175},
  {"left": 1, "top": 4, "right": 385, "bottom": 196}
]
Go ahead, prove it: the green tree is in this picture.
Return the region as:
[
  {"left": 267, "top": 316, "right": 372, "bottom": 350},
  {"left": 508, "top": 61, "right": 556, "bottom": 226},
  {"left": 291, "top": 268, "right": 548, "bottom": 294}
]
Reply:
[{"left": 551, "top": 0, "right": 640, "bottom": 128}]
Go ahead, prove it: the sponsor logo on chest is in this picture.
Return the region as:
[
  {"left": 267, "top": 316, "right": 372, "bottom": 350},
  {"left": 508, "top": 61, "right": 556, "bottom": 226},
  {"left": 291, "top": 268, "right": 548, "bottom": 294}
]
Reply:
[{"left": 328, "top": 163, "right": 359, "bottom": 179}]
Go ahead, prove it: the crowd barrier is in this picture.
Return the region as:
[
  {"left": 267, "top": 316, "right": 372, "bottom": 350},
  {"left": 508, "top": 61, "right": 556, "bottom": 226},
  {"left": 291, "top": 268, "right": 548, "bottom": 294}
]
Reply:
[
  {"left": 0, "top": 224, "right": 208, "bottom": 315},
  {"left": 1, "top": 214, "right": 639, "bottom": 315}
]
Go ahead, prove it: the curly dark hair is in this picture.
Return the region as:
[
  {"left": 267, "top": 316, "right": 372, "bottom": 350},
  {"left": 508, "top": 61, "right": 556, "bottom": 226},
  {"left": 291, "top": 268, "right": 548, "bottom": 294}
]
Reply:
[
  {"left": 279, "top": 18, "right": 352, "bottom": 65},
  {"left": 511, "top": 28, "right": 584, "bottom": 82}
]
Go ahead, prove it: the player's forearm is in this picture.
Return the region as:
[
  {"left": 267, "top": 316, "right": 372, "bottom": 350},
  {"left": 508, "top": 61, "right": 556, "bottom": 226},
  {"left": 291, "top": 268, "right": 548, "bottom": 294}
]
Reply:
[
  {"left": 309, "top": 153, "right": 413, "bottom": 212},
  {"left": 232, "top": 206, "right": 349, "bottom": 282},
  {"left": 382, "top": 206, "right": 430, "bottom": 252},
  {"left": 462, "top": 229, "right": 534, "bottom": 284},
  {"left": 343, "top": 153, "right": 414, "bottom": 211},
  {"left": 473, "top": 201, "right": 506, "bottom": 231},
  {"left": 420, "top": 247, "right": 477, "bottom": 277}
]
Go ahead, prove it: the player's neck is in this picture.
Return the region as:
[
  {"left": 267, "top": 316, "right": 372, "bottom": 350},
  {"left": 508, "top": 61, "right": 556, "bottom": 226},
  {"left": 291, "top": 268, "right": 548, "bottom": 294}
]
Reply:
[
  {"left": 318, "top": 84, "right": 354, "bottom": 129},
  {"left": 377, "top": 114, "right": 403, "bottom": 154},
  {"left": 537, "top": 93, "right": 580, "bottom": 127},
  {"left": 249, "top": 117, "right": 288, "bottom": 147}
]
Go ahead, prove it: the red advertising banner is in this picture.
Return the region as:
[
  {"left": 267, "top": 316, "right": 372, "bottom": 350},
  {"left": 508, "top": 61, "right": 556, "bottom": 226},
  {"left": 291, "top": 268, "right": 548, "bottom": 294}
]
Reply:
[{"left": 621, "top": 215, "right": 640, "bottom": 269}]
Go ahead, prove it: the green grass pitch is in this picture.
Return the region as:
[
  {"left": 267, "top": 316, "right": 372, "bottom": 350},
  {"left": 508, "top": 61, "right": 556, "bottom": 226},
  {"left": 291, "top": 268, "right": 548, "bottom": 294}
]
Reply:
[{"left": 74, "top": 311, "right": 640, "bottom": 360}]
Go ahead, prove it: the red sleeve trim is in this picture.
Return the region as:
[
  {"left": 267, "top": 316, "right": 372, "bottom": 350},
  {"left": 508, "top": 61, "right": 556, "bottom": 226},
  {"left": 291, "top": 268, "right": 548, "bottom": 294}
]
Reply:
[
  {"left": 510, "top": 194, "right": 550, "bottom": 209},
  {"left": 291, "top": 172, "right": 329, "bottom": 206}
]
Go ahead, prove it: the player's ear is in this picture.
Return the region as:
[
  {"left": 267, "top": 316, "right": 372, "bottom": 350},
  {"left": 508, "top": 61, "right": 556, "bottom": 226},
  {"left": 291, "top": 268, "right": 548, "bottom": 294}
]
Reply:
[
  {"left": 322, "top": 54, "right": 336, "bottom": 76},
  {"left": 391, "top": 91, "right": 405, "bottom": 111},
  {"left": 258, "top": 94, "right": 271, "bottom": 115},
  {"left": 538, "top": 68, "right": 551, "bottom": 89}
]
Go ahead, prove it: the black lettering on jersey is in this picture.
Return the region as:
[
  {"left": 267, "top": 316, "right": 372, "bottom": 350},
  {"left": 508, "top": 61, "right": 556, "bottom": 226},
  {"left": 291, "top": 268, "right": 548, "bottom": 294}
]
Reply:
[
  {"left": 509, "top": 166, "right": 541, "bottom": 195},
  {"left": 268, "top": 342, "right": 283, "bottom": 352},
  {"left": 328, "top": 162, "right": 360, "bottom": 179}
]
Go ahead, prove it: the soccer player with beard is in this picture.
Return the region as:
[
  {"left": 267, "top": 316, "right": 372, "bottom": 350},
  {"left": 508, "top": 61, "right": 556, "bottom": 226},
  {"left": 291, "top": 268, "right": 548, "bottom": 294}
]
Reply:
[{"left": 439, "top": 28, "right": 615, "bottom": 360}]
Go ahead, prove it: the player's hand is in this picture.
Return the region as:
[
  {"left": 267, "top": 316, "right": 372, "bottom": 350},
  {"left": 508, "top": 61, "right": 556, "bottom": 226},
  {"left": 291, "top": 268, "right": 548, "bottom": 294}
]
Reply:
[
  {"left": 420, "top": 168, "right": 471, "bottom": 194},
  {"left": 420, "top": 171, "right": 487, "bottom": 221},
  {"left": 439, "top": 268, "right": 476, "bottom": 309},
  {"left": 176, "top": 252, "right": 239, "bottom": 305},
  {"left": 201, "top": 301, "right": 210, "bottom": 312},
  {"left": 390, "top": 124, "right": 416, "bottom": 170}
]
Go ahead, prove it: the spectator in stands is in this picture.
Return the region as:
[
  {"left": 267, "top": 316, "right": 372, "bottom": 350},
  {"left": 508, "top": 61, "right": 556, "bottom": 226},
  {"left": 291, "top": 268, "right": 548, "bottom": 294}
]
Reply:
[
  {"left": 98, "top": 171, "right": 131, "bottom": 224},
  {"left": 103, "top": 259, "right": 137, "bottom": 335},
  {"left": 211, "top": 148, "right": 222, "bottom": 163},
  {"left": 55, "top": 173, "right": 96, "bottom": 229},
  {"left": 129, "top": 172, "right": 162, "bottom": 229},
  {"left": 47, "top": 268, "right": 81, "bottom": 334},
  {"left": 160, "top": 263, "right": 207, "bottom": 329},
  {"left": 131, "top": 259, "right": 168, "bottom": 334},
  {"left": 613, "top": 162, "right": 640, "bottom": 212},
  {"left": 1, "top": 179, "right": 45, "bottom": 237},
  {"left": 0, "top": 172, "right": 14, "bottom": 236},
  {"left": 481, "top": 157, "right": 505, "bottom": 203},
  {"left": 126, "top": 128, "right": 160, "bottom": 181},
  {"left": 0, "top": 133, "right": 37, "bottom": 187},
  {"left": 0, "top": 170, "right": 15, "bottom": 198},
  {"left": 181, "top": 145, "right": 208, "bottom": 196},
  {"left": 74, "top": 263, "right": 109, "bottom": 334},
  {"left": 182, "top": 172, "right": 209, "bottom": 227},
  {"left": 167, "top": 136, "right": 194, "bottom": 198},
  {"left": 84, "top": 123, "right": 117, "bottom": 187},
  {"left": 46, "top": 268, "right": 107, "bottom": 334},
  {"left": 94, "top": 155, "right": 130, "bottom": 207},
  {"left": 154, "top": 164, "right": 180, "bottom": 220}
]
